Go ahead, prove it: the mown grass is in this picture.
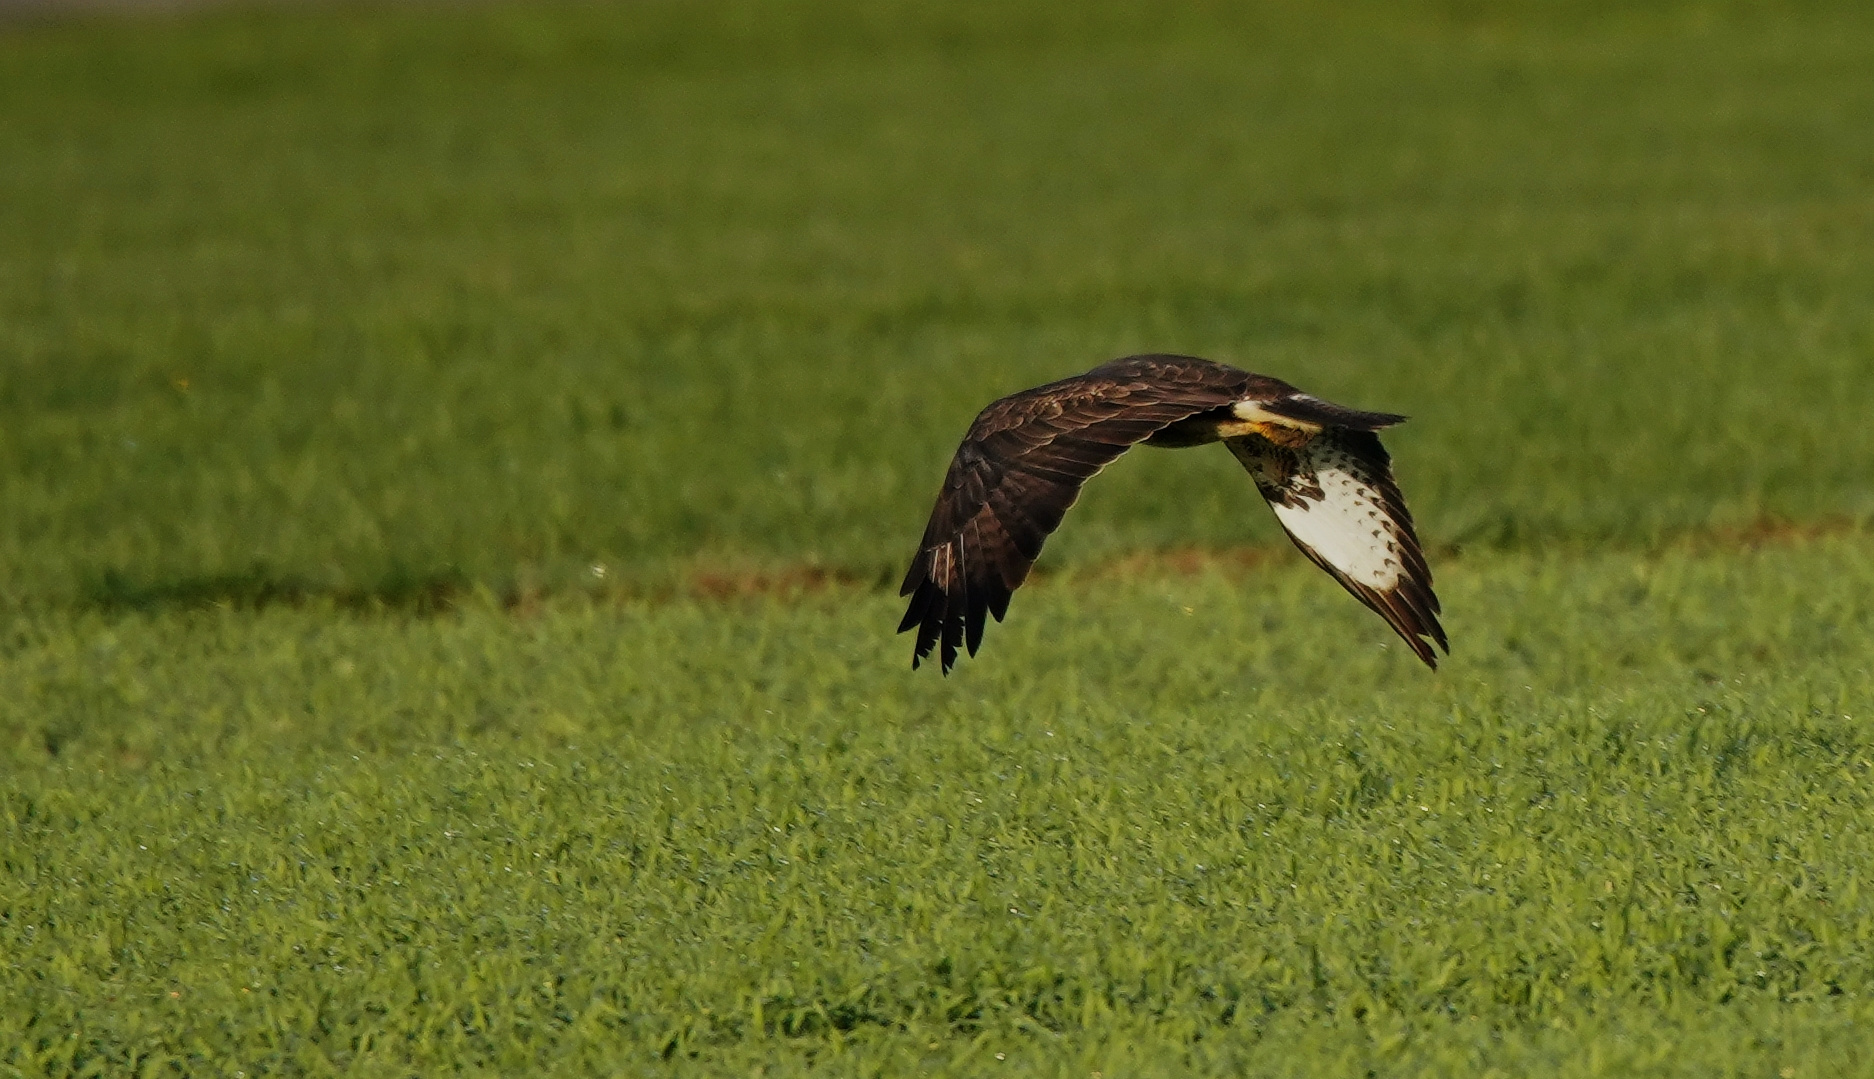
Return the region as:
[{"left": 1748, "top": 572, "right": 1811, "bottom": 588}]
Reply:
[
  {"left": 5, "top": 0, "right": 1874, "bottom": 1074},
  {"left": 6, "top": 536, "right": 1874, "bottom": 1074},
  {"left": 2, "top": 0, "right": 1873, "bottom": 606}
]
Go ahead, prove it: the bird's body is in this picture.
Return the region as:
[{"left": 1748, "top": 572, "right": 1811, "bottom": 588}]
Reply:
[{"left": 898, "top": 355, "right": 1447, "bottom": 672}]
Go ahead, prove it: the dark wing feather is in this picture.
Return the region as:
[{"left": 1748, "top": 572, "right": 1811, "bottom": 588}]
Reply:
[
  {"left": 899, "top": 355, "right": 1254, "bottom": 672},
  {"left": 1226, "top": 429, "right": 1447, "bottom": 668}
]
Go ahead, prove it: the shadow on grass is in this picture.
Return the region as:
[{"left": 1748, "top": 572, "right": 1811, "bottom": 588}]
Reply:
[
  {"left": 76, "top": 561, "right": 880, "bottom": 617},
  {"left": 84, "top": 566, "right": 473, "bottom": 616},
  {"left": 71, "top": 518, "right": 1860, "bottom": 618}
]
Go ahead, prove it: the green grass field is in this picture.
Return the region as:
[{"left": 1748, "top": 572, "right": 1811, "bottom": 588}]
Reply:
[{"left": 4, "top": 0, "right": 1874, "bottom": 1073}]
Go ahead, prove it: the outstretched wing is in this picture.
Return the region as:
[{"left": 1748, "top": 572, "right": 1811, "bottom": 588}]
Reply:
[
  {"left": 1226, "top": 428, "right": 1447, "bottom": 668},
  {"left": 898, "top": 356, "right": 1259, "bottom": 673}
]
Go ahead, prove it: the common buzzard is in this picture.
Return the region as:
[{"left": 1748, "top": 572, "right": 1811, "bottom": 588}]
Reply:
[{"left": 898, "top": 354, "right": 1446, "bottom": 672}]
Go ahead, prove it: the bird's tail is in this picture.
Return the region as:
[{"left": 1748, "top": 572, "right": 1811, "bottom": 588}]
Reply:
[{"left": 1261, "top": 393, "right": 1406, "bottom": 432}]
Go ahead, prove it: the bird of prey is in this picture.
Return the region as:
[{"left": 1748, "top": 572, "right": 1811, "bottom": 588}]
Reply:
[{"left": 897, "top": 354, "right": 1446, "bottom": 673}]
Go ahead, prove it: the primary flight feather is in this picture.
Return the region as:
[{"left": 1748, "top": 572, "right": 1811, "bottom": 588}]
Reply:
[{"left": 898, "top": 354, "right": 1447, "bottom": 673}]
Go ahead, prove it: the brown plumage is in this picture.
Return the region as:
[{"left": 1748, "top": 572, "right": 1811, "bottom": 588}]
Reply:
[{"left": 898, "top": 354, "right": 1447, "bottom": 673}]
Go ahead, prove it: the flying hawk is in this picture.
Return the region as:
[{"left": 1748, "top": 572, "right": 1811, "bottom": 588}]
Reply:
[{"left": 898, "top": 354, "right": 1447, "bottom": 673}]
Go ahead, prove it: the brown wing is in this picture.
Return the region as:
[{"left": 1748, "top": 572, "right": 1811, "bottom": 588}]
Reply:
[
  {"left": 1226, "top": 427, "right": 1447, "bottom": 668},
  {"left": 898, "top": 355, "right": 1264, "bottom": 673}
]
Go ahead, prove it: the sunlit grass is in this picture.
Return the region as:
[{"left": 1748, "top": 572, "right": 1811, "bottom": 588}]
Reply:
[{"left": 6, "top": 536, "right": 1874, "bottom": 1073}]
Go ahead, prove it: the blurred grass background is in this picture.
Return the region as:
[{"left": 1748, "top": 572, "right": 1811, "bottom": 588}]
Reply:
[{"left": 3, "top": 0, "right": 1872, "bottom": 608}]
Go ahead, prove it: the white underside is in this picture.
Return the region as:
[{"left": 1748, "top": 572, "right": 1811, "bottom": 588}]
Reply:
[{"left": 1267, "top": 457, "right": 1402, "bottom": 590}]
